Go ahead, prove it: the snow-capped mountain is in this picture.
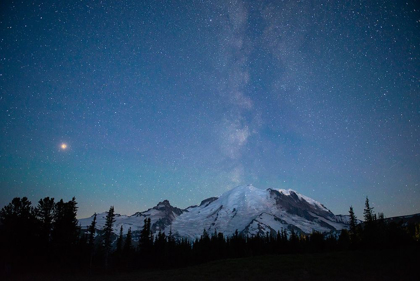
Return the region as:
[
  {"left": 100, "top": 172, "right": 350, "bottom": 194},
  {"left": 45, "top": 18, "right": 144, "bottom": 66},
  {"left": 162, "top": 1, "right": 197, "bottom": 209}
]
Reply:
[
  {"left": 79, "top": 185, "right": 350, "bottom": 240},
  {"left": 170, "top": 185, "right": 348, "bottom": 240},
  {"left": 79, "top": 199, "right": 184, "bottom": 235}
]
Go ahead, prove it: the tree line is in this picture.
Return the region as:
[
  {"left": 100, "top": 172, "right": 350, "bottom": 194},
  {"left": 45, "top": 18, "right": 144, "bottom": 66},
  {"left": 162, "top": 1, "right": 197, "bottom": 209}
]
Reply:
[{"left": 0, "top": 196, "right": 419, "bottom": 274}]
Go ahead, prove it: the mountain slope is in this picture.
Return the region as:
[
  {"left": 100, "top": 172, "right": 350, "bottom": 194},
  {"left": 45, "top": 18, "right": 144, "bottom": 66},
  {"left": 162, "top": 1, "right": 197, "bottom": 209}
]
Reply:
[
  {"left": 79, "top": 185, "right": 350, "bottom": 240},
  {"left": 79, "top": 200, "right": 184, "bottom": 235},
  {"left": 170, "top": 185, "right": 348, "bottom": 240}
]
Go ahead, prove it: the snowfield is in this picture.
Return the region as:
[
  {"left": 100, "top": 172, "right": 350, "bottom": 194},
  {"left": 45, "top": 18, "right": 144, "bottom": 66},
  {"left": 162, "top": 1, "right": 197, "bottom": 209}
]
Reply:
[{"left": 79, "top": 185, "right": 350, "bottom": 240}]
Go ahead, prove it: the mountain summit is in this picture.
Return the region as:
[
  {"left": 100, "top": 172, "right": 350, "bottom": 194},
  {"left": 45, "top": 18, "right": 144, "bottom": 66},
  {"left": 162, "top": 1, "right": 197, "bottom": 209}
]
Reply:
[
  {"left": 171, "top": 185, "right": 347, "bottom": 240},
  {"left": 79, "top": 185, "right": 349, "bottom": 240}
]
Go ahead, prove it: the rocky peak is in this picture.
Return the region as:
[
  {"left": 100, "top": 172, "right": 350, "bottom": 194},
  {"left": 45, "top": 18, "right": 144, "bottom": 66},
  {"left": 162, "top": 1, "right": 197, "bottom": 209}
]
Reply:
[
  {"left": 156, "top": 200, "right": 171, "bottom": 210},
  {"left": 153, "top": 200, "right": 183, "bottom": 216},
  {"left": 199, "top": 197, "right": 218, "bottom": 207},
  {"left": 269, "top": 189, "right": 334, "bottom": 220}
]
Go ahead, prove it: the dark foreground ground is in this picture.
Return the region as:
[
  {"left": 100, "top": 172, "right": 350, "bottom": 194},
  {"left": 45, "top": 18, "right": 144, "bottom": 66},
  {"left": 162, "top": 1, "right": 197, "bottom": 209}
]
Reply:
[{"left": 6, "top": 248, "right": 420, "bottom": 281}]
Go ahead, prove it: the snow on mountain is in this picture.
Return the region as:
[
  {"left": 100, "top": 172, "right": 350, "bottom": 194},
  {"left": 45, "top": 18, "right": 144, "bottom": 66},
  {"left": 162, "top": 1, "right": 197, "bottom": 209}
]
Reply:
[
  {"left": 241, "top": 212, "right": 291, "bottom": 237},
  {"left": 170, "top": 185, "right": 348, "bottom": 240},
  {"left": 278, "top": 189, "right": 330, "bottom": 212},
  {"left": 79, "top": 200, "right": 183, "bottom": 235},
  {"left": 171, "top": 185, "right": 274, "bottom": 240},
  {"left": 79, "top": 185, "right": 350, "bottom": 240}
]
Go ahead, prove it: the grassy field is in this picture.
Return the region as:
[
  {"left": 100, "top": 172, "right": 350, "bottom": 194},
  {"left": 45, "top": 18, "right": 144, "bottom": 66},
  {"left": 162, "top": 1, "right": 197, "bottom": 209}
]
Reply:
[{"left": 8, "top": 248, "right": 420, "bottom": 280}]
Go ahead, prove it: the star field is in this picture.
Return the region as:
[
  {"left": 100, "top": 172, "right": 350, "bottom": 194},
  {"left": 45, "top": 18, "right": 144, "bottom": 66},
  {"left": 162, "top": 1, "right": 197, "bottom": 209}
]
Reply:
[{"left": 1, "top": 0, "right": 419, "bottom": 219}]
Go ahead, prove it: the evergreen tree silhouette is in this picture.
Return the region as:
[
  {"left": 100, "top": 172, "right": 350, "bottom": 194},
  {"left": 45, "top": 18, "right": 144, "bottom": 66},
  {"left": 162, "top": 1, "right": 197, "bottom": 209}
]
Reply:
[
  {"left": 116, "top": 225, "right": 123, "bottom": 254},
  {"left": 88, "top": 213, "right": 97, "bottom": 268},
  {"left": 154, "top": 230, "right": 167, "bottom": 264},
  {"left": 138, "top": 218, "right": 152, "bottom": 260},
  {"left": 363, "top": 197, "right": 375, "bottom": 223},
  {"left": 338, "top": 229, "right": 350, "bottom": 250},
  {"left": 348, "top": 206, "right": 359, "bottom": 247},
  {"left": 0, "top": 197, "right": 37, "bottom": 264},
  {"left": 52, "top": 197, "right": 79, "bottom": 265},
  {"left": 103, "top": 206, "right": 116, "bottom": 268},
  {"left": 88, "top": 213, "right": 97, "bottom": 249},
  {"left": 123, "top": 227, "right": 133, "bottom": 255},
  {"left": 35, "top": 197, "right": 55, "bottom": 248}
]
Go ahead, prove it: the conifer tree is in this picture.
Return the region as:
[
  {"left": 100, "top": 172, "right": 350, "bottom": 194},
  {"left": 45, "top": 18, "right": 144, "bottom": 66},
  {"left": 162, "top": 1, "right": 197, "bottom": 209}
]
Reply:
[
  {"left": 0, "top": 197, "right": 37, "bottom": 255},
  {"left": 362, "top": 197, "right": 379, "bottom": 248},
  {"left": 116, "top": 225, "right": 123, "bottom": 254},
  {"left": 103, "top": 206, "right": 116, "bottom": 267},
  {"left": 123, "top": 227, "right": 133, "bottom": 254},
  {"left": 35, "top": 197, "right": 55, "bottom": 247},
  {"left": 88, "top": 213, "right": 97, "bottom": 268},
  {"left": 290, "top": 229, "right": 299, "bottom": 252},
  {"left": 168, "top": 226, "right": 174, "bottom": 244},
  {"left": 363, "top": 197, "right": 374, "bottom": 223},
  {"left": 154, "top": 230, "right": 167, "bottom": 262},
  {"left": 167, "top": 226, "right": 175, "bottom": 262},
  {"left": 201, "top": 228, "right": 210, "bottom": 242},
  {"left": 338, "top": 229, "right": 350, "bottom": 249},
  {"left": 88, "top": 213, "right": 97, "bottom": 249},
  {"left": 103, "top": 206, "right": 116, "bottom": 250},
  {"left": 52, "top": 197, "right": 79, "bottom": 249},
  {"left": 138, "top": 218, "right": 152, "bottom": 254},
  {"left": 349, "top": 206, "right": 358, "bottom": 244},
  {"left": 0, "top": 197, "right": 33, "bottom": 219}
]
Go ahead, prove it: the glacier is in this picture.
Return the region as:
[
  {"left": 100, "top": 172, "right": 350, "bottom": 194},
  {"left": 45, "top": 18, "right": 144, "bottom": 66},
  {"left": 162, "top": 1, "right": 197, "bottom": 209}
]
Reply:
[{"left": 79, "top": 185, "right": 350, "bottom": 240}]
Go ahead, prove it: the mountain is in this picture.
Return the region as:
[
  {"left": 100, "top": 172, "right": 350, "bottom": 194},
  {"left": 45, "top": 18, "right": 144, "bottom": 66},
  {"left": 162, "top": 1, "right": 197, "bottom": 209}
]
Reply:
[
  {"left": 382, "top": 213, "right": 420, "bottom": 225},
  {"left": 170, "top": 185, "right": 348, "bottom": 240},
  {"left": 79, "top": 199, "right": 184, "bottom": 236},
  {"left": 79, "top": 185, "right": 350, "bottom": 240}
]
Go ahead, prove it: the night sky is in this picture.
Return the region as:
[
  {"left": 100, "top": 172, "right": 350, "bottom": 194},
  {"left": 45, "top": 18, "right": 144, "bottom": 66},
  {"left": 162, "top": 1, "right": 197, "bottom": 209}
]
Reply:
[{"left": 1, "top": 0, "right": 419, "bottom": 219}]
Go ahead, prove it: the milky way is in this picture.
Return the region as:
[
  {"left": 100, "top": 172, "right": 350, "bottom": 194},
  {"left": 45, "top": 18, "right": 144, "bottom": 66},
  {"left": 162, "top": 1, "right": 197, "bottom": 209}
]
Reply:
[{"left": 1, "top": 0, "right": 419, "bottom": 218}]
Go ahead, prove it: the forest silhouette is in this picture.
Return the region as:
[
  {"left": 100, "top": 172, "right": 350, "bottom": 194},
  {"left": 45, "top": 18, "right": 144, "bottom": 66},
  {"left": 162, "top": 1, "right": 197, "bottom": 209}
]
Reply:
[{"left": 0, "top": 196, "right": 419, "bottom": 276}]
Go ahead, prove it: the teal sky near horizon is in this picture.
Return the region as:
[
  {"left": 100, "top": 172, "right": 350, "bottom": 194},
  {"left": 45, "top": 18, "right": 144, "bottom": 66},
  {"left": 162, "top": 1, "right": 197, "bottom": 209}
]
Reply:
[{"left": 1, "top": 0, "right": 419, "bottom": 219}]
